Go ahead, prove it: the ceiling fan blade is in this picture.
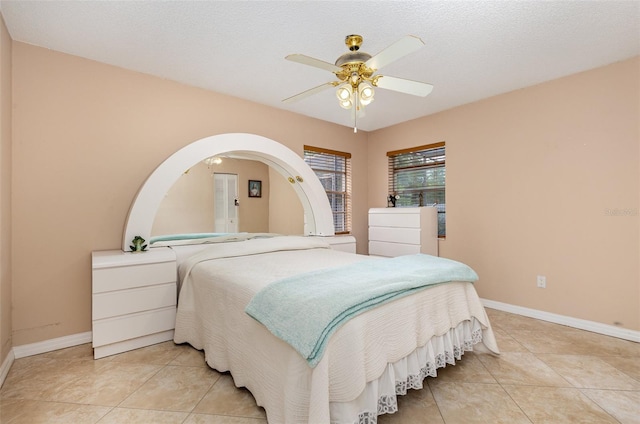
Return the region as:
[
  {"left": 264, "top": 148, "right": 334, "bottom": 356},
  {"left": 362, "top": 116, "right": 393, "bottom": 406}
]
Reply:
[
  {"left": 285, "top": 54, "right": 342, "bottom": 73},
  {"left": 374, "top": 75, "right": 433, "bottom": 97},
  {"left": 282, "top": 82, "right": 336, "bottom": 103},
  {"left": 365, "top": 35, "right": 425, "bottom": 71}
]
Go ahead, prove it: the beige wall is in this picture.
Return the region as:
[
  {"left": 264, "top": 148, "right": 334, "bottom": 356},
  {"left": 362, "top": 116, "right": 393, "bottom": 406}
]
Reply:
[
  {"left": 368, "top": 57, "right": 639, "bottom": 331},
  {"left": 0, "top": 14, "right": 12, "bottom": 364},
  {"left": 152, "top": 158, "right": 274, "bottom": 235},
  {"left": 11, "top": 42, "right": 368, "bottom": 346}
]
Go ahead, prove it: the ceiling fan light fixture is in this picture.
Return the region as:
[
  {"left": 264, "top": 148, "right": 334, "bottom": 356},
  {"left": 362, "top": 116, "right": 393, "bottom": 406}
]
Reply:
[
  {"left": 358, "top": 82, "right": 375, "bottom": 105},
  {"left": 337, "top": 84, "right": 354, "bottom": 109},
  {"left": 203, "top": 156, "right": 222, "bottom": 166},
  {"left": 339, "top": 98, "right": 353, "bottom": 110},
  {"left": 336, "top": 84, "right": 352, "bottom": 101}
]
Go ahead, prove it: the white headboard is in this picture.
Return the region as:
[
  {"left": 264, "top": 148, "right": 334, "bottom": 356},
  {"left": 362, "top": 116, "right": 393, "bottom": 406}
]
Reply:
[{"left": 122, "top": 133, "right": 335, "bottom": 251}]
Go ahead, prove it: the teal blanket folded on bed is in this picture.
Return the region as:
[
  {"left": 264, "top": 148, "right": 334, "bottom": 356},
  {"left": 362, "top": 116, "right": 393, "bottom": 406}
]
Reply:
[{"left": 245, "top": 254, "right": 479, "bottom": 367}]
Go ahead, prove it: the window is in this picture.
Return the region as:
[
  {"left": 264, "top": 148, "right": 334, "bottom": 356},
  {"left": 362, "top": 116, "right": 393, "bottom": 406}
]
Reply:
[
  {"left": 388, "top": 142, "right": 446, "bottom": 237},
  {"left": 304, "top": 146, "right": 352, "bottom": 234}
]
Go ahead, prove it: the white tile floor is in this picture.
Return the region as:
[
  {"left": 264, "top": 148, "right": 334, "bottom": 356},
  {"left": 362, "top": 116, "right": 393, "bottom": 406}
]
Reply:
[{"left": 1, "top": 309, "right": 639, "bottom": 423}]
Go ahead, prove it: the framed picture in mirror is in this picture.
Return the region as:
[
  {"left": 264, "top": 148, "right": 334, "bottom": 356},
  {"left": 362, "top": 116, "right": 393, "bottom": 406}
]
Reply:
[{"left": 249, "top": 180, "right": 262, "bottom": 198}]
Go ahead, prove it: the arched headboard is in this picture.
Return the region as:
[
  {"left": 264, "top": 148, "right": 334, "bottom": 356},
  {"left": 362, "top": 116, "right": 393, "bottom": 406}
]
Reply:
[{"left": 122, "top": 133, "right": 335, "bottom": 251}]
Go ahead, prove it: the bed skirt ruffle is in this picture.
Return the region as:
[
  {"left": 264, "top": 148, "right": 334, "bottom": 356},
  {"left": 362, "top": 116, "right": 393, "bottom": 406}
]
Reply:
[{"left": 329, "top": 317, "right": 485, "bottom": 424}]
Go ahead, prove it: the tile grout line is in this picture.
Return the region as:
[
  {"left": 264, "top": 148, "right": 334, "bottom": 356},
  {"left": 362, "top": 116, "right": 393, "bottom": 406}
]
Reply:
[
  {"left": 424, "top": 373, "right": 449, "bottom": 424},
  {"left": 473, "top": 342, "right": 535, "bottom": 424},
  {"left": 496, "top": 319, "right": 629, "bottom": 424},
  {"left": 91, "top": 359, "right": 168, "bottom": 424},
  {"left": 109, "top": 352, "right": 179, "bottom": 413},
  {"left": 490, "top": 318, "right": 556, "bottom": 424},
  {"left": 183, "top": 366, "right": 223, "bottom": 419}
]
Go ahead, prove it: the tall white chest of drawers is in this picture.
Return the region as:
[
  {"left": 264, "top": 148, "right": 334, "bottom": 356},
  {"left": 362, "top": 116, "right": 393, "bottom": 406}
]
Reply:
[
  {"left": 368, "top": 207, "right": 439, "bottom": 257},
  {"left": 92, "top": 247, "right": 177, "bottom": 359}
]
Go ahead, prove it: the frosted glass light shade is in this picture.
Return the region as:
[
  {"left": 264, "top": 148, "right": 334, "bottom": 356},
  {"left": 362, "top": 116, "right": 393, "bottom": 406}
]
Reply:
[
  {"left": 359, "top": 83, "right": 374, "bottom": 105},
  {"left": 336, "top": 85, "right": 352, "bottom": 101}
]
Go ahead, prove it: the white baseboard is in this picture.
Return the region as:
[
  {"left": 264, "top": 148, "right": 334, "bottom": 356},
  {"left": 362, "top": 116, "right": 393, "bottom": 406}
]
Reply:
[
  {"left": 482, "top": 299, "right": 640, "bottom": 343},
  {"left": 0, "top": 349, "right": 15, "bottom": 388},
  {"left": 12, "top": 331, "right": 93, "bottom": 359}
]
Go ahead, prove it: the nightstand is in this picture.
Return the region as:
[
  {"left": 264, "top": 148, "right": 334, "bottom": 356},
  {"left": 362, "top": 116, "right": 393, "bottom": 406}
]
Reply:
[{"left": 91, "top": 247, "right": 177, "bottom": 359}]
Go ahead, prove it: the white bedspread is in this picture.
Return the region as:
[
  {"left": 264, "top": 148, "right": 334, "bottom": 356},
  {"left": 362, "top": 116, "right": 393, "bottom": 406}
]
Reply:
[{"left": 173, "top": 236, "right": 499, "bottom": 423}]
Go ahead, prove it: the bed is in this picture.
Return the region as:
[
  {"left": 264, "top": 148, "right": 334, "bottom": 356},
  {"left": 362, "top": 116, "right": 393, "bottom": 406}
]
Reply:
[{"left": 170, "top": 234, "right": 499, "bottom": 424}]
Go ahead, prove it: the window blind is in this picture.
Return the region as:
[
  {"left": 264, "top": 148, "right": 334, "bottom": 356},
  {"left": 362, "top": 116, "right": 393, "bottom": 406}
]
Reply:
[
  {"left": 388, "top": 142, "right": 446, "bottom": 237},
  {"left": 304, "top": 146, "right": 352, "bottom": 234}
]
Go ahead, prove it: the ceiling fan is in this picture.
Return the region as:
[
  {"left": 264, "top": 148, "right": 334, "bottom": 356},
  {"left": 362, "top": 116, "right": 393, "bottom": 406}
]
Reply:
[{"left": 283, "top": 34, "right": 433, "bottom": 132}]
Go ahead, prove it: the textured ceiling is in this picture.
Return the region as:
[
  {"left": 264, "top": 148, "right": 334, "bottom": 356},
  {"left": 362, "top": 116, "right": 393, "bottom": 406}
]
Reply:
[{"left": 1, "top": 1, "right": 639, "bottom": 132}]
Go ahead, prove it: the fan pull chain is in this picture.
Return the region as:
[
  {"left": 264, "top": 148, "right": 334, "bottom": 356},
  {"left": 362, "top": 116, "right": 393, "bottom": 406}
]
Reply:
[{"left": 353, "top": 91, "right": 358, "bottom": 133}]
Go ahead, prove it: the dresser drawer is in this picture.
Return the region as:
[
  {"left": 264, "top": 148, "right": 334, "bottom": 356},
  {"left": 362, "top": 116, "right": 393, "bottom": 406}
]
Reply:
[
  {"left": 369, "top": 212, "right": 420, "bottom": 228},
  {"left": 92, "top": 282, "right": 176, "bottom": 320},
  {"left": 92, "top": 306, "right": 176, "bottom": 347},
  {"left": 369, "top": 226, "right": 421, "bottom": 244},
  {"left": 369, "top": 241, "right": 421, "bottom": 257},
  {"left": 93, "top": 261, "right": 175, "bottom": 293}
]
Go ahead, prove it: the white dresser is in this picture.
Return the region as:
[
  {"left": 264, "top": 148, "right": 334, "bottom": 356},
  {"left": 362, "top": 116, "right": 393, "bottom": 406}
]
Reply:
[
  {"left": 368, "top": 207, "right": 439, "bottom": 257},
  {"left": 91, "top": 247, "right": 177, "bottom": 359}
]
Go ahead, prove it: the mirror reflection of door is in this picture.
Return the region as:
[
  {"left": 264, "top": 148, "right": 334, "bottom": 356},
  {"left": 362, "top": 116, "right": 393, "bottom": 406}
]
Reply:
[
  {"left": 214, "top": 173, "right": 238, "bottom": 233},
  {"left": 152, "top": 158, "right": 304, "bottom": 236}
]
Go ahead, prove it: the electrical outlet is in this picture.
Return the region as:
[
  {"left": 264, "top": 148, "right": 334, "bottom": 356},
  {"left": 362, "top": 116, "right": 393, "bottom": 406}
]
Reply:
[{"left": 536, "top": 275, "right": 546, "bottom": 288}]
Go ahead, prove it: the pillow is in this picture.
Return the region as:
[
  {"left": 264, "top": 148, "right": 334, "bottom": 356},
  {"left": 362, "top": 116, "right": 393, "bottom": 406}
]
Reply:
[
  {"left": 169, "top": 244, "right": 216, "bottom": 268},
  {"left": 149, "top": 232, "right": 281, "bottom": 247},
  {"left": 149, "top": 233, "right": 235, "bottom": 246}
]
